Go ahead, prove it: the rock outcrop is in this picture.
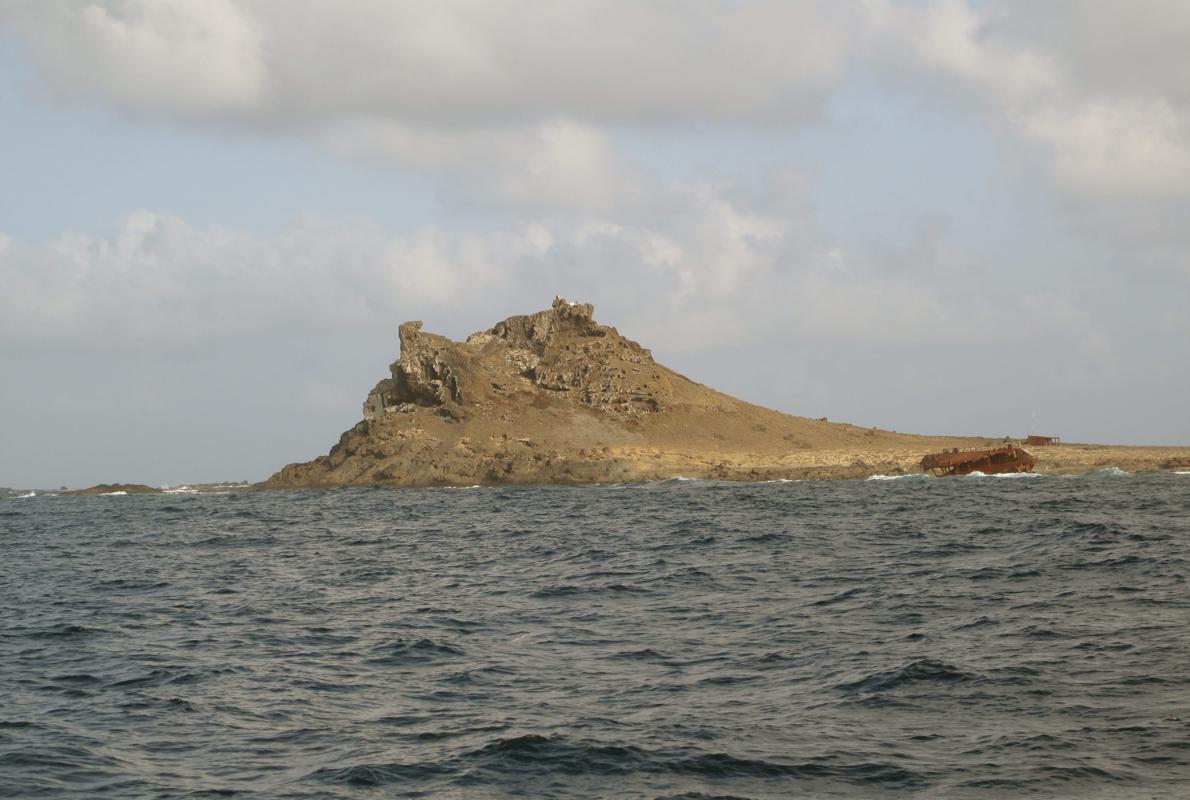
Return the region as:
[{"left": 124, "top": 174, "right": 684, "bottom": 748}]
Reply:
[{"left": 362, "top": 298, "right": 661, "bottom": 420}]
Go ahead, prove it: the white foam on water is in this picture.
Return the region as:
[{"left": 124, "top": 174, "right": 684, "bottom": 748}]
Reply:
[
  {"left": 99, "top": 491, "right": 128, "bottom": 496},
  {"left": 1175, "top": 471, "right": 1190, "bottom": 475},
  {"left": 15, "top": 491, "right": 36, "bottom": 499},
  {"left": 866, "top": 474, "right": 929, "bottom": 481},
  {"left": 761, "top": 478, "right": 802, "bottom": 483},
  {"left": 162, "top": 485, "right": 199, "bottom": 494},
  {"left": 633, "top": 476, "right": 723, "bottom": 488},
  {"left": 963, "top": 471, "right": 1044, "bottom": 479},
  {"left": 1093, "top": 467, "right": 1132, "bottom": 477}
]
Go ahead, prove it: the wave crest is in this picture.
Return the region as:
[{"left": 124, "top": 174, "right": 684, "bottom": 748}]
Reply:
[
  {"left": 835, "top": 659, "right": 975, "bottom": 693},
  {"left": 313, "top": 734, "right": 924, "bottom": 788}
]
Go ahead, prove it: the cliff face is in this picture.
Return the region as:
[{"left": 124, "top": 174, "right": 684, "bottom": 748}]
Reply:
[{"left": 263, "top": 298, "right": 1000, "bottom": 487}]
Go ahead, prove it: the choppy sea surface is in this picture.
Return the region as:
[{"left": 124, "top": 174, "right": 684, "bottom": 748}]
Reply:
[{"left": 2, "top": 472, "right": 1189, "bottom": 799}]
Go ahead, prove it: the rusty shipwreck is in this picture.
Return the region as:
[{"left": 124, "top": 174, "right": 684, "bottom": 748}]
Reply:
[{"left": 920, "top": 445, "right": 1036, "bottom": 477}]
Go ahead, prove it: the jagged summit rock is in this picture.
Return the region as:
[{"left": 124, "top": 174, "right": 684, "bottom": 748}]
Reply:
[
  {"left": 362, "top": 296, "right": 660, "bottom": 420},
  {"left": 263, "top": 298, "right": 1000, "bottom": 487}
]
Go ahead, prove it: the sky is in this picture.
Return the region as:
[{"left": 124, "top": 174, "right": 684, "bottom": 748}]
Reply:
[{"left": 1, "top": 0, "right": 1189, "bottom": 489}]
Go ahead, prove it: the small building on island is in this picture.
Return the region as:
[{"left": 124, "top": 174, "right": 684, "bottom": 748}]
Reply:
[{"left": 1026, "top": 434, "right": 1061, "bottom": 446}]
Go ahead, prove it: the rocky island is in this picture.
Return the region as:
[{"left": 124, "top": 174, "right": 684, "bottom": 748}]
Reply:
[
  {"left": 264, "top": 298, "right": 1190, "bottom": 487},
  {"left": 65, "top": 483, "right": 161, "bottom": 496}
]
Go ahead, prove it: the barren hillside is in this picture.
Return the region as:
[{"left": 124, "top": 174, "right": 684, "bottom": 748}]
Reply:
[{"left": 264, "top": 298, "right": 1190, "bottom": 487}]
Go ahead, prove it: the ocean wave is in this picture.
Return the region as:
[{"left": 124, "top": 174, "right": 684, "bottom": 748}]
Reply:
[
  {"left": 161, "top": 485, "right": 198, "bottom": 494},
  {"left": 1092, "top": 467, "right": 1132, "bottom": 476},
  {"left": 109, "top": 667, "right": 209, "bottom": 689},
  {"left": 835, "top": 659, "right": 975, "bottom": 692},
  {"left": 14, "top": 491, "right": 36, "bottom": 498},
  {"left": 958, "top": 763, "right": 1121, "bottom": 790},
  {"left": 812, "top": 586, "right": 867, "bottom": 606},
  {"left": 99, "top": 490, "right": 128, "bottom": 496},
  {"left": 22, "top": 623, "right": 100, "bottom": 639},
  {"left": 627, "top": 476, "right": 727, "bottom": 488},
  {"left": 365, "top": 638, "right": 465, "bottom": 666},
  {"left": 991, "top": 471, "right": 1044, "bottom": 478},
  {"left": 530, "top": 582, "right": 652, "bottom": 599},
  {"left": 313, "top": 760, "right": 451, "bottom": 786},
  {"left": 313, "top": 734, "right": 924, "bottom": 788},
  {"left": 865, "top": 474, "right": 928, "bottom": 481}
]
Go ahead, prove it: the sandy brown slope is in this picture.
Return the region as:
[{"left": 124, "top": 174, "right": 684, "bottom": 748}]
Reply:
[{"left": 264, "top": 298, "right": 1190, "bottom": 487}]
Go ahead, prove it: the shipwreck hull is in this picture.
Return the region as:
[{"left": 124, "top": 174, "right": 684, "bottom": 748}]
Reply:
[{"left": 920, "top": 445, "right": 1036, "bottom": 477}]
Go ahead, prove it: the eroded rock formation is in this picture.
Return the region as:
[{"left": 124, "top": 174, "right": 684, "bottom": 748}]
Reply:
[{"left": 363, "top": 297, "right": 663, "bottom": 420}]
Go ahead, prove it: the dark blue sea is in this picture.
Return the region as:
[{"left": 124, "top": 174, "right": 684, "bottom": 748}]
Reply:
[{"left": 2, "top": 472, "right": 1189, "bottom": 799}]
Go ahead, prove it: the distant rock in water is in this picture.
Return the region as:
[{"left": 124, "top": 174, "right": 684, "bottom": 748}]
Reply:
[
  {"left": 263, "top": 297, "right": 1190, "bottom": 487},
  {"left": 66, "top": 483, "right": 161, "bottom": 496}
]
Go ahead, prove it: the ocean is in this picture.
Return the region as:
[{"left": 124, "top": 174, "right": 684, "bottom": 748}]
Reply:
[{"left": 2, "top": 472, "right": 1188, "bottom": 799}]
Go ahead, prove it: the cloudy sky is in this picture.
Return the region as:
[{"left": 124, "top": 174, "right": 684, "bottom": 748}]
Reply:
[{"left": 2, "top": 1, "right": 1188, "bottom": 488}]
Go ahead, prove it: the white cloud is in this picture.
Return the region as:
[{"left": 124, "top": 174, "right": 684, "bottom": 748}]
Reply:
[
  {"left": 1, "top": 1, "right": 1182, "bottom": 363},
  {"left": 1021, "top": 96, "right": 1190, "bottom": 199},
  {"left": 9, "top": 1, "right": 1190, "bottom": 205},
  {"left": 0, "top": 1, "right": 864, "bottom": 214},
  {"left": 0, "top": 178, "right": 1110, "bottom": 363},
  {"left": 328, "top": 117, "right": 649, "bottom": 215},
  {"left": 883, "top": 0, "right": 1190, "bottom": 199},
  {"left": 1, "top": 0, "right": 265, "bottom": 117},
  {"left": 2, "top": 0, "right": 852, "bottom": 126}
]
